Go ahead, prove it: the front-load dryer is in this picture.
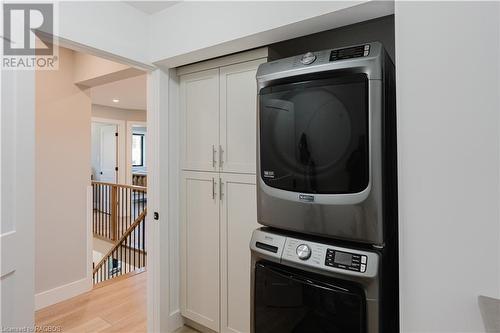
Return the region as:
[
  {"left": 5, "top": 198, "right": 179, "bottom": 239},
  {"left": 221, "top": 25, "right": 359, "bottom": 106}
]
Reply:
[{"left": 256, "top": 42, "right": 397, "bottom": 245}]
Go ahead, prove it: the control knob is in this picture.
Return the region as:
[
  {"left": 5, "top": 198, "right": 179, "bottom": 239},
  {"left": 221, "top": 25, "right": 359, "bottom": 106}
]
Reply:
[
  {"left": 296, "top": 244, "right": 312, "bottom": 260},
  {"left": 300, "top": 52, "right": 316, "bottom": 65}
]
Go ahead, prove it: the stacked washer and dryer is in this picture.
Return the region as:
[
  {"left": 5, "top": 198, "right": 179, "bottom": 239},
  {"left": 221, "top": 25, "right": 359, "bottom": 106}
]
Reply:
[{"left": 250, "top": 42, "right": 398, "bottom": 333}]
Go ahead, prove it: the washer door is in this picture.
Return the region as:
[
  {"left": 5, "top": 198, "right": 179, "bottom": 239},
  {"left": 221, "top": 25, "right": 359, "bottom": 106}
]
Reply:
[{"left": 254, "top": 261, "right": 366, "bottom": 333}]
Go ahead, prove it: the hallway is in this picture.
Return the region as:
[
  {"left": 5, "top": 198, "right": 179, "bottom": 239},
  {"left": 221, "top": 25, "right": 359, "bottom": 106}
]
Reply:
[
  {"left": 36, "top": 272, "right": 147, "bottom": 332},
  {"left": 35, "top": 271, "right": 199, "bottom": 332}
]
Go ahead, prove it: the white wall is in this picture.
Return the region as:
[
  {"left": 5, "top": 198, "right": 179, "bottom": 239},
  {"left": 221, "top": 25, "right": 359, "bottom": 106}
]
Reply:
[
  {"left": 92, "top": 104, "right": 146, "bottom": 122},
  {"left": 52, "top": 1, "right": 151, "bottom": 68},
  {"left": 54, "top": 1, "right": 391, "bottom": 68},
  {"left": 74, "top": 52, "right": 128, "bottom": 84},
  {"left": 149, "top": 1, "right": 394, "bottom": 67},
  {"left": 35, "top": 47, "right": 92, "bottom": 308},
  {"left": 395, "top": 2, "right": 500, "bottom": 332},
  {"left": 73, "top": 52, "right": 144, "bottom": 87}
]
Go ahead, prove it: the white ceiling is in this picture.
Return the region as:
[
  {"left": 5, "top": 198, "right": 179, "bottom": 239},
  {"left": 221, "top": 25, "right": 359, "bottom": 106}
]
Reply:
[
  {"left": 125, "top": 1, "right": 179, "bottom": 15},
  {"left": 90, "top": 74, "right": 147, "bottom": 110}
]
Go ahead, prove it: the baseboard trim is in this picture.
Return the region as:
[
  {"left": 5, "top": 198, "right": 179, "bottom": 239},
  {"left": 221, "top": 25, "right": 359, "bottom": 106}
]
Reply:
[
  {"left": 183, "top": 317, "right": 217, "bottom": 333},
  {"left": 35, "top": 276, "right": 92, "bottom": 310},
  {"left": 168, "top": 310, "right": 183, "bottom": 332},
  {"left": 93, "top": 268, "right": 146, "bottom": 289}
]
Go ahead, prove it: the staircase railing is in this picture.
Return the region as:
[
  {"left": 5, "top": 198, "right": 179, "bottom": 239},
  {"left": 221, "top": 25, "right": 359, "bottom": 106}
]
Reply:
[
  {"left": 91, "top": 181, "right": 147, "bottom": 285},
  {"left": 92, "top": 181, "right": 147, "bottom": 242},
  {"left": 93, "top": 208, "right": 147, "bottom": 284}
]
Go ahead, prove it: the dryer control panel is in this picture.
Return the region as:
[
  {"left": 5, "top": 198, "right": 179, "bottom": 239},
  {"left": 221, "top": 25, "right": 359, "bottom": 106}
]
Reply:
[{"left": 329, "top": 44, "right": 370, "bottom": 61}]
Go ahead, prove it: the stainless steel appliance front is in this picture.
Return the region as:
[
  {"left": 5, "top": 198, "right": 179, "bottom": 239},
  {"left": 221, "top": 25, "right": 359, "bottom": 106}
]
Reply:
[
  {"left": 256, "top": 42, "right": 397, "bottom": 245},
  {"left": 250, "top": 228, "right": 397, "bottom": 333}
]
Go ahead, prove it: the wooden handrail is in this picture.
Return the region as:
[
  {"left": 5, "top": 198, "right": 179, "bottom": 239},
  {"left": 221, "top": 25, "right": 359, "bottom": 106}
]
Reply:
[
  {"left": 93, "top": 208, "right": 147, "bottom": 275},
  {"left": 92, "top": 181, "right": 147, "bottom": 241},
  {"left": 91, "top": 181, "right": 147, "bottom": 192}
]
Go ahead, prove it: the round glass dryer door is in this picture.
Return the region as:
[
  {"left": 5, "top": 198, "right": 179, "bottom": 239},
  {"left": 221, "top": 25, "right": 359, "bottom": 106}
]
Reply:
[{"left": 259, "top": 74, "right": 369, "bottom": 194}]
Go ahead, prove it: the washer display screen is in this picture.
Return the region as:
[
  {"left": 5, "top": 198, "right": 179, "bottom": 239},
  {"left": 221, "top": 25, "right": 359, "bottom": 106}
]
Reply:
[{"left": 334, "top": 251, "right": 353, "bottom": 266}]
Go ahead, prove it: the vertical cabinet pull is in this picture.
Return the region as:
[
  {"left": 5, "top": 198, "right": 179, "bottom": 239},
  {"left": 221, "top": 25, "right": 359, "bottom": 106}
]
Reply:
[
  {"left": 212, "top": 178, "right": 216, "bottom": 200},
  {"left": 219, "top": 178, "right": 223, "bottom": 200},
  {"left": 212, "top": 145, "right": 217, "bottom": 168},
  {"left": 219, "top": 145, "right": 224, "bottom": 169}
]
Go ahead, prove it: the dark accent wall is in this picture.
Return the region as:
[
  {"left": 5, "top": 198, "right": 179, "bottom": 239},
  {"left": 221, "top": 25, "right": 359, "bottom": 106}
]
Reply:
[{"left": 268, "top": 15, "right": 394, "bottom": 62}]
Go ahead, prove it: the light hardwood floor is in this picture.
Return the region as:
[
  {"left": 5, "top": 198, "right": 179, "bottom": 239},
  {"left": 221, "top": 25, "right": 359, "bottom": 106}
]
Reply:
[{"left": 35, "top": 272, "right": 198, "bottom": 333}]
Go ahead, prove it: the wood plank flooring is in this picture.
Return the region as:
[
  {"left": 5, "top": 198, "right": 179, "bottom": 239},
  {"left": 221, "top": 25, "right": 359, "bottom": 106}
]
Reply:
[{"left": 35, "top": 272, "right": 198, "bottom": 333}]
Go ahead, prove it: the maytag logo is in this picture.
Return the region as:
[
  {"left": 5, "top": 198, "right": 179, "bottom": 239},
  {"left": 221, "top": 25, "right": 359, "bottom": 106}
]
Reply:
[
  {"left": 263, "top": 170, "right": 275, "bottom": 179},
  {"left": 298, "top": 194, "right": 314, "bottom": 202}
]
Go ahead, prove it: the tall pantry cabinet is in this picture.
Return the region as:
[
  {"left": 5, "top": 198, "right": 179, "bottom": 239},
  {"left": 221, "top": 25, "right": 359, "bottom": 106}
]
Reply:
[{"left": 179, "top": 49, "right": 267, "bottom": 333}]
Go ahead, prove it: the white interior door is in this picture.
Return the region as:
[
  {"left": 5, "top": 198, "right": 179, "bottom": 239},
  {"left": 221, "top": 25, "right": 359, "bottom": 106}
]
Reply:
[
  {"left": 181, "top": 171, "right": 220, "bottom": 331},
  {"left": 180, "top": 68, "right": 219, "bottom": 172},
  {"left": 1, "top": 69, "right": 35, "bottom": 328},
  {"left": 220, "top": 173, "right": 259, "bottom": 333},
  {"left": 220, "top": 58, "right": 266, "bottom": 174},
  {"left": 99, "top": 125, "right": 118, "bottom": 183}
]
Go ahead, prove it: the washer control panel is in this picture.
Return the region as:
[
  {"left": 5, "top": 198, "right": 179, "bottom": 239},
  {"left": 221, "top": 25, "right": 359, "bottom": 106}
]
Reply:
[
  {"left": 284, "top": 238, "right": 325, "bottom": 267},
  {"left": 325, "top": 249, "right": 367, "bottom": 273},
  {"left": 296, "top": 244, "right": 312, "bottom": 260},
  {"left": 251, "top": 229, "right": 379, "bottom": 278},
  {"left": 300, "top": 52, "right": 317, "bottom": 65}
]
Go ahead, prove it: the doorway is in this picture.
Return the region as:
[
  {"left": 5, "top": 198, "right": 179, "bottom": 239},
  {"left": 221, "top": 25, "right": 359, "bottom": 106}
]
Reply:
[
  {"left": 89, "top": 70, "right": 148, "bottom": 286},
  {"left": 91, "top": 122, "right": 118, "bottom": 183},
  {"left": 127, "top": 121, "right": 148, "bottom": 186},
  {"left": 32, "top": 46, "right": 149, "bottom": 331}
]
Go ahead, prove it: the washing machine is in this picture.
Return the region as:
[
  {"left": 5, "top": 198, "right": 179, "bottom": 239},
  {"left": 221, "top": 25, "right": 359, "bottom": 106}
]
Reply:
[{"left": 250, "top": 228, "right": 398, "bottom": 333}]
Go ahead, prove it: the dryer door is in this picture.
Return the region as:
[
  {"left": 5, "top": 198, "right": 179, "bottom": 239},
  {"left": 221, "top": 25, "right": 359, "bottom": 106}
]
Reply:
[
  {"left": 259, "top": 73, "right": 369, "bottom": 194},
  {"left": 254, "top": 260, "right": 366, "bottom": 333}
]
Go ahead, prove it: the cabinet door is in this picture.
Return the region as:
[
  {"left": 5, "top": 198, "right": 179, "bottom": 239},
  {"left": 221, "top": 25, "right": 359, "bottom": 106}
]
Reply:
[
  {"left": 181, "top": 68, "right": 220, "bottom": 172},
  {"left": 220, "top": 173, "right": 259, "bottom": 333},
  {"left": 220, "top": 59, "right": 267, "bottom": 174},
  {"left": 181, "top": 171, "right": 220, "bottom": 331}
]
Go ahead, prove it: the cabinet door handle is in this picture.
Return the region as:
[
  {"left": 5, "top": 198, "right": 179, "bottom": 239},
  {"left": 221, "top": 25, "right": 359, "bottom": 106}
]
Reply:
[
  {"left": 219, "top": 145, "right": 224, "bottom": 169},
  {"left": 212, "top": 145, "right": 217, "bottom": 168},
  {"left": 219, "top": 178, "right": 223, "bottom": 200},
  {"left": 212, "top": 178, "right": 217, "bottom": 200}
]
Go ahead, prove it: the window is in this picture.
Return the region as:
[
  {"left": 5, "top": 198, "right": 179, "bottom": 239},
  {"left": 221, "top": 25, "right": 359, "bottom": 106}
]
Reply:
[{"left": 132, "top": 133, "right": 144, "bottom": 167}]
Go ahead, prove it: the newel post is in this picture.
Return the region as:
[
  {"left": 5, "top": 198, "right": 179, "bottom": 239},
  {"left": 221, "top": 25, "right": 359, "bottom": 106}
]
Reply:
[{"left": 110, "top": 185, "right": 118, "bottom": 241}]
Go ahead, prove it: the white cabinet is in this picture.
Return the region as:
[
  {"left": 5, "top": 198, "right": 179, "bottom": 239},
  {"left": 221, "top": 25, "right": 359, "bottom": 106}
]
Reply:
[
  {"left": 220, "top": 174, "right": 258, "bottom": 333},
  {"left": 180, "top": 49, "right": 267, "bottom": 333},
  {"left": 180, "top": 68, "right": 219, "bottom": 172},
  {"left": 180, "top": 171, "right": 220, "bottom": 331},
  {"left": 220, "top": 59, "right": 264, "bottom": 174},
  {"left": 181, "top": 171, "right": 258, "bottom": 333},
  {"left": 180, "top": 58, "right": 266, "bottom": 174}
]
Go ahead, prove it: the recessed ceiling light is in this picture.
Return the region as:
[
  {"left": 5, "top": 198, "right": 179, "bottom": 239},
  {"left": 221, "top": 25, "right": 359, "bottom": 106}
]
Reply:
[{"left": 112, "top": 98, "right": 120, "bottom": 103}]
